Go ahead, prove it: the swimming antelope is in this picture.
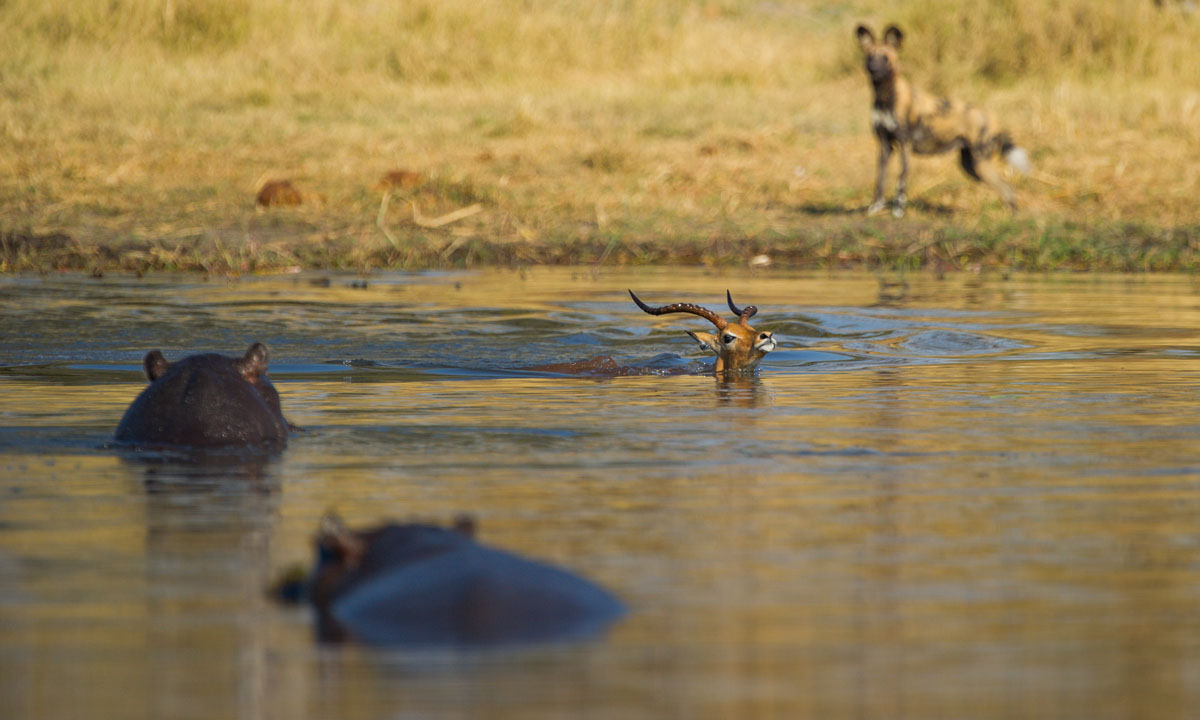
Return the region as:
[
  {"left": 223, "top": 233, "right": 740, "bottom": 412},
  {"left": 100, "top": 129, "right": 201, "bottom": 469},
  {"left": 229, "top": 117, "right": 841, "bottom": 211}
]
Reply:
[
  {"left": 629, "top": 290, "right": 777, "bottom": 374},
  {"left": 856, "top": 23, "right": 1030, "bottom": 216}
]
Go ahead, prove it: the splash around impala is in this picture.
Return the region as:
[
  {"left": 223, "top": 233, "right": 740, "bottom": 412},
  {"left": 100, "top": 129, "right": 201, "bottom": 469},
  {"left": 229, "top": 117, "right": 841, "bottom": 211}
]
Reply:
[
  {"left": 628, "top": 289, "right": 777, "bottom": 375},
  {"left": 518, "top": 290, "right": 777, "bottom": 378}
]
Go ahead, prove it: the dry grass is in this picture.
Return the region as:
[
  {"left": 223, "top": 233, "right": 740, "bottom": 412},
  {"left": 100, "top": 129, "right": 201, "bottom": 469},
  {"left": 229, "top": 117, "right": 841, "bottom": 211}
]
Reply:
[{"left": 1, "top": 0, "right": 1198, "bottom": 274}]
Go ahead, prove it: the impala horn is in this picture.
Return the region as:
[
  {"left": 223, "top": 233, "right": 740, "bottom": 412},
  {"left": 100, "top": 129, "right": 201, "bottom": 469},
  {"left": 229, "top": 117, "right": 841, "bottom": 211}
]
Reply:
[
  {"left": 726, "top": 290, "right": 757, "bottom": 325},
  {"left": 628, "top": 290, "right": 727, "bottom": 330}
]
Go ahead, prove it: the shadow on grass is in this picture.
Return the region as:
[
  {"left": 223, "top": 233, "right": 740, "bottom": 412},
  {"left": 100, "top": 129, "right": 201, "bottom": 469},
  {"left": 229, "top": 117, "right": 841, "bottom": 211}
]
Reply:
[
  {"left": 793, "top": 202, "right": 862, "bottom": 216},
  {"left": 794, "top": 198, "right": 957, "bottom": 218},
  {"left": 906, "top": 199, "right": 957, "bottom": 217}
]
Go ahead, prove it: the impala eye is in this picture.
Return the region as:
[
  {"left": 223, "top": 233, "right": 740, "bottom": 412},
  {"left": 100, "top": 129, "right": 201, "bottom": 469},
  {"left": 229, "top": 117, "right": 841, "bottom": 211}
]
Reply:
[{"left": 722, "top": 334, "right": 736, "bottom": 344}]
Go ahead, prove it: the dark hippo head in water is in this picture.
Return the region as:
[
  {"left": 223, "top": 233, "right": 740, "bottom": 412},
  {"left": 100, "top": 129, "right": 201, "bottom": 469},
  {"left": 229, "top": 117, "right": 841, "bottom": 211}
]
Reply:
[
  {"left": 115, "top": 343, "right": 293, "bottom": 449},
  {"left": 274, "top": 515, "right": 626, "bottom": 647}
]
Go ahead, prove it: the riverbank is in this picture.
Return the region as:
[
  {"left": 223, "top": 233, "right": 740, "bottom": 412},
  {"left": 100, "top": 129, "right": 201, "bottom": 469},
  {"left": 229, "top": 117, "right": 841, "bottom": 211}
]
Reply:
[
  {"left": 5, "top": 216, "right": 1198, "bottom": 276},
  {"left": 3, "top": 0, "right": 1197, "bottom": 275}
]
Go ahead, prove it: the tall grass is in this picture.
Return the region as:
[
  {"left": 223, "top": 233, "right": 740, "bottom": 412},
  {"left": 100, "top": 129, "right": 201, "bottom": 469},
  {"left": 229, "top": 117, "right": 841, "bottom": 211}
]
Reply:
[
  {"left": 877, "top": 0, "right": 1193, "bottom": 88},
  {"left": 4, "top": 0, "right": 1191, "bottom": 86},
  {"left": 1, "top": 0, "right": 808, "bottom": 86}
]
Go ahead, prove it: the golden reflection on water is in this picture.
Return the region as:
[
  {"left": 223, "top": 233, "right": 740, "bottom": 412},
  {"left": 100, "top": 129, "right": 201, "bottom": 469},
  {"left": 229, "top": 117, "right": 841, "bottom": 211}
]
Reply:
[{"left": 3, "top": 269, "right": 1200, "bottom": 719}]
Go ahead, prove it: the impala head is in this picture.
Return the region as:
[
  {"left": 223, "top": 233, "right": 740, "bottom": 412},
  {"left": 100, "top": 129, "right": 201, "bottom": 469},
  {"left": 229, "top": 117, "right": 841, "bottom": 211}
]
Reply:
[
  {"left": 629, "top": 289, "right": 777, "bottom": 374},
  {"left": 856, "top": 23, "right": 903, "bottom": 86}
]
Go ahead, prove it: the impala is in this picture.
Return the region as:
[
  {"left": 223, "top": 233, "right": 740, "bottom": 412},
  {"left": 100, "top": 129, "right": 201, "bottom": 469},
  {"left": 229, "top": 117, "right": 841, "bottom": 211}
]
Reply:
[{"left": 629, "top": 289, "right": 777, "bottom": 374}]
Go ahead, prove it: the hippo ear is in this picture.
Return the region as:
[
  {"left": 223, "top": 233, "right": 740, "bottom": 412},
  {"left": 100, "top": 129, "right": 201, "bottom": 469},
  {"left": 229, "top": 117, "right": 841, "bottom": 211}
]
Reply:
[
  {"left": 235, "top": 342, "right": 270, "bottom": 379},
  {"left": 143, "top": 350, "right": 169, "bottom": 381},
  {"left": 883, "top": 24, "right": 903, "bottom": 49},
  {"left": 452, "top": 514, "right": 477, "bottom": 539},
  {"left": 856, "top": 24, "right": 876, "bottom": 54},
  {"left": 317, "top": 513, "right": 365, "bottom": 564},
  {"left": 318, "top": 512, "right": 348, "bottom": 547}
]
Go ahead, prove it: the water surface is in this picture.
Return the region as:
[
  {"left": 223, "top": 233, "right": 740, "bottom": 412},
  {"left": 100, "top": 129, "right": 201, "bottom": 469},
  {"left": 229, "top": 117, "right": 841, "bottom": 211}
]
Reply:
[{"left": 3, "top": 267, "right": 1200, "bottom": 719}]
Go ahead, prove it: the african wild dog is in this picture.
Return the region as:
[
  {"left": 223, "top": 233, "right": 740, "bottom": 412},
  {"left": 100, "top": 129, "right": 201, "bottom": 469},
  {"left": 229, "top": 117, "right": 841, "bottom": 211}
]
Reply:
[{"left": 856, "top": 23, "right": 1030, "bottom": 217}]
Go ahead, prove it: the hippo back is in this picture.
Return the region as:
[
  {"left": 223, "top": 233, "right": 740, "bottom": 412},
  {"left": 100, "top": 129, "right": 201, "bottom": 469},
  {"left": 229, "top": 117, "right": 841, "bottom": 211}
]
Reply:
[
  {"left": 115, "top": 346, "right": 290, "bottom": 448},
  {"left": 319, "top": 524, "right": 625, "bottom": 646}
]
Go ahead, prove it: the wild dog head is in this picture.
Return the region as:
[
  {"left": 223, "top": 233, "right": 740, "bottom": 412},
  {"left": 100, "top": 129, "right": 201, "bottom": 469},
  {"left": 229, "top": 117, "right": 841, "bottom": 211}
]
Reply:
[
  {"left": 629, "top": 290, "right": 777, "bottom": 375},
  {"left": 856, "top": 24, "right": 904, "bottom": 86}
]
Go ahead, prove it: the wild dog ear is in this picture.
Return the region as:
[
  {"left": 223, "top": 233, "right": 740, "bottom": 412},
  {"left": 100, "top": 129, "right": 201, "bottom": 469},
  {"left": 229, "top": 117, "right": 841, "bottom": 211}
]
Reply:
[
  {"left": 883, "top": 24, "right": 903, "bottom": 49},
  {"left": 686, "top": 330, "right": 721, "bottom": 355},
  {"left": 855, "top": 24, "right": 876, "bottom": 53},
  {"left": 235, "top": 342, "right": 270, "bottom": 380},
  {"left": 143, "top": 350, "right": 169, "bottom": 381}
]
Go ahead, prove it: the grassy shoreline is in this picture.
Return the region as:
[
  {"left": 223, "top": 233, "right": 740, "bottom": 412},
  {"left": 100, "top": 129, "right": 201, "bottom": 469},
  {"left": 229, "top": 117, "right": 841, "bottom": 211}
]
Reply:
[
  {"left": 3, "top": 1, "right": 1198, "bottom": 275},
  {"left": 7, "top": 218, "right": 1198, "bottom": 275}
]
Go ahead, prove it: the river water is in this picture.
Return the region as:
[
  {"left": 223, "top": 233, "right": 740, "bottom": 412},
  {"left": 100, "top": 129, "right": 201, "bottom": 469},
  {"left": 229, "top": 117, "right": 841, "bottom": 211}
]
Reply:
[{"left": 2, "top": 267, "right": 1199, "bottom": 719}]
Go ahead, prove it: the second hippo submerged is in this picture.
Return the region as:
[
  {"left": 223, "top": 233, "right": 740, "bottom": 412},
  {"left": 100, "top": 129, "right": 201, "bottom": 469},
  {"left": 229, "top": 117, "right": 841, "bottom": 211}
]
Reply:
[
  {"left": 275, "top": 515, "right": 626, "bottom": 647},
  {"left": 115, "top": 342, "right": 294, "bottom": 449}
]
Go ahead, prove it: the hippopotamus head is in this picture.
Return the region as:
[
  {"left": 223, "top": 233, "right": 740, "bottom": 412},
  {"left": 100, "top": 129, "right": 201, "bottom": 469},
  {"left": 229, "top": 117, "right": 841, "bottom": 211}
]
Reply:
[
  {"left": 115, "top": 342, "right": 292, "bottom": 449},
  {"left": 274, "top": 514, "right": 626, "bottom": 646}
]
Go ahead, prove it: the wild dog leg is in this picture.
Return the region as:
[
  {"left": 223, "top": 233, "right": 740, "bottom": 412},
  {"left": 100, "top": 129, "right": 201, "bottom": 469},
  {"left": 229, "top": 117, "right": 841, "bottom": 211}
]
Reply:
[
  {"left": 894, "top": 142, "right": 909, "bottom": 217},
  {"left": 869, "top": 140, "right": 892, "bottom": 215}
]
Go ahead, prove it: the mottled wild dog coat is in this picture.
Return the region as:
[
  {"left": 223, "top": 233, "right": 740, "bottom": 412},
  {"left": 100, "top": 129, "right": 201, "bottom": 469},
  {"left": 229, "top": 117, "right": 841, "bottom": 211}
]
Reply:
[{"left": 856, "top": 24, "right": 1029, "bottom": 216}]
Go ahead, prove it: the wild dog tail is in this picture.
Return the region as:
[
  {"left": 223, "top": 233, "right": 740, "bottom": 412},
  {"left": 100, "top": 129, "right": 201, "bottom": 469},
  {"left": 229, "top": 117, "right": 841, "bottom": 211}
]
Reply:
[{"left": 1000, "top": 134, "right": 1031, "bottom": 175}]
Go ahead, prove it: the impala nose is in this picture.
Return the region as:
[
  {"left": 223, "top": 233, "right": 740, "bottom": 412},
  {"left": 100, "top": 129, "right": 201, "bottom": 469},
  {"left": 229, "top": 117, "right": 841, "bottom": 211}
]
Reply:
[{"left": 756, "top": 333, "right": 777, "bottom": 353}]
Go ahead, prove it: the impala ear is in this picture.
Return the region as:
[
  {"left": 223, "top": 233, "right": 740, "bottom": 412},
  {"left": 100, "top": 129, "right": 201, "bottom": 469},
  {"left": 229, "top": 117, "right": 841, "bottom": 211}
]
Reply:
[{"left": 686, "top": 330, "right": 721, "bottom": 355}]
